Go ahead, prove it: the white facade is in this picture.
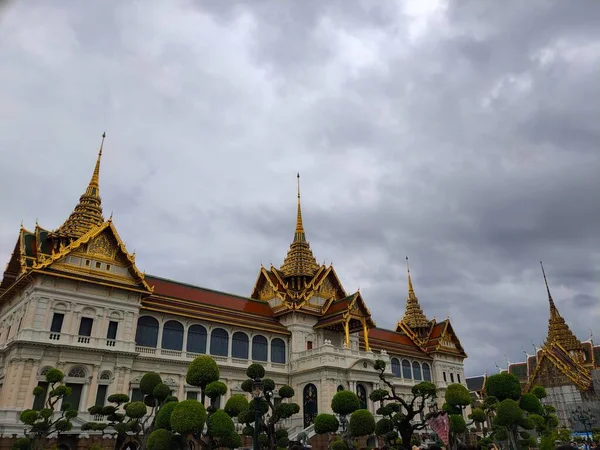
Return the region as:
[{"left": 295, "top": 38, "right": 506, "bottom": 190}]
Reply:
[{"left": 0, "top": 273, "right": 466, "bottom": 437}]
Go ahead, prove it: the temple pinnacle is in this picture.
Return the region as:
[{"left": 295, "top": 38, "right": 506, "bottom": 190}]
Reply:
[{"left": 400, "top": 257, "right": 429, "bottom": 329}]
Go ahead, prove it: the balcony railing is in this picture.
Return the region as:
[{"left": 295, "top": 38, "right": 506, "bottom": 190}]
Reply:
[{"left": 134, "top": 346, "right": 288, "bottom": 372}]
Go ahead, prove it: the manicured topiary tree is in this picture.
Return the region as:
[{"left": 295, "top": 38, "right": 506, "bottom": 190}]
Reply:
[
  {"left": 145, "top": 355, "right": 239, "bottom": 450},
  {"left": 484, "top": 373, "right": 546, "bottom": 450},
  {"left": 370, "top": 359, "right": 438, "bottom": 450},
  {"left": 314, "top": 390, "right": 375, "bottom": 450},
  {"left": 85, "top": 372, "right": 177, "bottom": 450},
  {"left": 237, "top": 363, "right": 300, "bottom": 450},
  {"left": 444, "top": 383, "right": 486, "bottom": 447},
  {"left": 314, "top": 413, "right": 340, "bottom": 448},
  {"left": 17, "top": 367, "right": 78, "bottom": 450}
]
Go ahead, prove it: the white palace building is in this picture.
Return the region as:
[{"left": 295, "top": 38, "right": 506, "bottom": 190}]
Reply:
[{"left": 0, "top": 137, "right": 468, "bottom": 438}]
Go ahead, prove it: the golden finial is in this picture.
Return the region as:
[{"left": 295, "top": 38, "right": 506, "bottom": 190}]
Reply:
[
  {"left": 540, "top": 261, "right": 557, "bottom": 313},
  {"left": 406, "top": 256, "right": 414, "bottom": 294},
  {"left": 20, "top": 220, "right": 24, "bottom": 230},
  {"left": 109, "top": 211, "right": 113, "bottom": 221},
  {"left": 295, "top": 173, "right": 305, "bottom": 240}
]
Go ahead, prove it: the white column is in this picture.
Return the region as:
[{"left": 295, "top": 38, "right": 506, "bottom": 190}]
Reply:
[{"left": 86, "top": 365, "right": 101, "bottom": 409}]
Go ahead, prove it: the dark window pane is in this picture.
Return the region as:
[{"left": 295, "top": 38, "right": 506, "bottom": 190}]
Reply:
[
  {"left": 107, "top": 321, "right": 118, "bottom": 340},
  {"left": 186, "top": 391, "right": 198, "bottom": 400},
  {"left": 402, "top": 360, "right": 412, "bottom": 379},
  {"left": 95, "top": 385, "right": 108, "bottom": 407},
  {"left": 210, "top": 328, "right": 229, "bottom": 357},
  {"left": 64, "top": 383, "right": 83, "bottom": 411},
  {"left": 32, "top": 382, "right": 48, "bottom": 410},
  {"left": 391, "top": 358, "right": 401, "bottom": 377},
  {"left": 135, "top": 316, "right": 159, "bottom": 348},
  {"left": 187, "top": 325, "right": 207, "bottom": 354},
  {"left": 422, "top": 363, "right": 432, "bottom": 381},
  {"left": 161, "top": 320, "right": 184, "bottom": 351},
  {"left": 131, "top": 388, "right": 144, "bottom": 402},
  {"left": 450, "top": 373, "right": 455, "bottom": 383},
  {"left": 78, "top": 318, "right": 93, "bottom": 337},
  {"left": 457, "top": 373, "right": 461, "bottom": 383},
  {"left": 412, "top": 362, "right": 422, "bottom": 381},
  {"left": 252, "top": 335, "right": 268, "bottom": 362},
  {"left": 356, "top": 384, "right": 367, "bottom": 410},
  {"left": 271, "top": 338, "right": 286, "bottom": 363},
  {"left": 232, "top": 332, "right": 249, "bottom": 359},
  {"left": 443, "top": 372, "right": 447, "bottom": 382},
  {"left": 50, "top": 313, "right": 64, "bottom": 333}
]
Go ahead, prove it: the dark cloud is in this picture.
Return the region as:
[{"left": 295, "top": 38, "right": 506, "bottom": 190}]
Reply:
[{"left": 0, "top": 0, "right": 599, "bottom": 376}]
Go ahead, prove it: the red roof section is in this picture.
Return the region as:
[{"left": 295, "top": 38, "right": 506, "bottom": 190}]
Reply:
[
  {"left": 148, "top": 275, "right": 275, "bottom": 317},
  {"left": 361, "top": 327, "right": 431, "bottom": 359},
  {"left": 145, "top": 275, "right": 290, "bottom": 335}
]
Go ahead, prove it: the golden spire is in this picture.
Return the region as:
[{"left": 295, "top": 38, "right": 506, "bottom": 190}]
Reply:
[
  {"left": 294, "top": 173, "right": 305, "bottom": 242},
  {"left": 401, "top": 257, "right": 430, "bottom": 329},
  {"left": 54, "top": 133, "right": 106, "bottom": 239},
  {"left": 540, "top": 261, "right": 582, "bottom": 351},
  {"left": 280, "top": 173, "right": 319, "bottom": 280}
]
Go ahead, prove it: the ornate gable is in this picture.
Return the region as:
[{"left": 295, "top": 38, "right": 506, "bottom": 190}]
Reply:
[
  {"left": 32, "top": 221, "right": 153, "bottom": 294},
  {"left": 527, "top": 342, "right": 593, "bottom": 392}
]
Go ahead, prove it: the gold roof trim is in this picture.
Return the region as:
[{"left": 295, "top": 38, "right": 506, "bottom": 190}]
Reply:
[
  {"left": 400, "top": 257, "right": 430, "bottom": 329},
  {"left": 33, "top": 220, "right": 153, "bottom": 293},
  {"left": 53, "top": 133, "right": 106, "bottom": 240}
]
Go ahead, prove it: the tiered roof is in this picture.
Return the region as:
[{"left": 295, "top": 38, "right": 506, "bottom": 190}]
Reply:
[{"left": 0, "top": 145, "right": 468, "bottom": 361}]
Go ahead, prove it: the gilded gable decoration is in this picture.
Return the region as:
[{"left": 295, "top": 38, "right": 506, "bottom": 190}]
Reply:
[{"left": 88, "top": 234, "right": 117, "bottom": 259}]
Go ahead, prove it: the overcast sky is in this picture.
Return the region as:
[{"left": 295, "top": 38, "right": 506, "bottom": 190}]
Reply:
[{"left": 1, "top": 0, "right": 599, "bottom": 376}]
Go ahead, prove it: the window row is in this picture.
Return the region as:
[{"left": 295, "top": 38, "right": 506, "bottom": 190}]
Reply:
[
  {"left": 50, "top": 312, "right": 119, "bottom": 340},
  {"left": 135, "top": 316, "right": 287, "bottom": 364},
  {"left": 442, "top": 371, "right": 461, "bottom": 384},
  {"left": 390, "top": 358, "right": 432, "bottom": 382}
]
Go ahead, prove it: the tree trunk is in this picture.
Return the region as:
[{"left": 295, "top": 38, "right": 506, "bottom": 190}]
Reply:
[{"left": 400, "top": 427, "right": 413, "bottom": 450}]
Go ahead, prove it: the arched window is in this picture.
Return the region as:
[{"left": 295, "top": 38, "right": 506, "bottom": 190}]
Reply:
[
  {"left": 337, "top": 385, "right": 345, "bottom": 392},
  {"left": 303, "top": 384, "right": 318, "bottom": 428},
  {"left": 271, "top": 338, "right": 286, "bottom": 363},
  {"left": 391, "top": 358, "right": 401, "bottom": 377},
  {"left": 135, "top": 316, "right": 159, "bottom": 348},
  {"left": 99, "top": 371, "right": 111, "bottom": 380},
  {"left": 187, "top": 324, "right": 207, "bottom": 354},
  {"left": 232, "top": 332, "right": 249, "bottom": 359},
  {"left": 68, "top": 366, "right": 86, "bottom": 378},
  {"left": 402, "top": 359, "right": 412, "bottom": 379},
  {"left": 210, "top": 328, "right": 229, "bottom": 357},
  {"left": 412, "top": 361, "right": 422, "bottom": 381},
  {"left": 356, "top": 384, "right": 367, "bottom": 410},
  {"left": 252, "top": 335, "right": 268, "bottom": 362},
  {"left": 422, "top": 362, "right": 432, "bottom": 381},
  {"left": 161, "top": 320, "right": 184, "bottom": 351}
]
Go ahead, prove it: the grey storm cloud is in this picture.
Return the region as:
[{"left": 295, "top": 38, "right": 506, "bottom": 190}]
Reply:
[{"left": 0, "top": 0, "right": 599, "bottom": 376}]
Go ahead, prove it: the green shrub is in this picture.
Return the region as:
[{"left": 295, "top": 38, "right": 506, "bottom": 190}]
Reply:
[
  {"left": 155, "top": 401, "right": 178, "bottom": 430},
  {"left": 375, "top": 417, "right": 394, "bottom": 436},
  {"left": 170, "top": 400, "right": 207, "bottom": 435},
  {"left": 331, "top": 439, "right": 349, "bottom": 450},
  {"left": 147, "top": 428, "right": 173, "bottom": 450},
  {"left": 246, "top": 363, "right": 266, "bottom": 379},
  {"left": 152, "top": 383, "right": 171, "bottom": 402},
  {"left": 278, "top": 385, "right": 294, "bottom": 398},
  {"left": 140, "top": 372, "right": 163, "bottom": 395},
  {"left": 449, "top": 414, "right": 467, "bottom": 433},
  {"left": 349, "top": 409, "right": 376, "bottom": 437},
  {"left": 186, "top": 356, "right": 220, "bottom": 388},
  {"left": 314, "top": 413, "right": 339, "bottom": 434},
  {"left": 208, "top": 410, "right": 235, "bottom": 439},
  {"left": 44, "top": 368, "right": 64, "bottom": 384},
  {"left": 495, "top": 399, "right": 523, "bottom": 427},
  {"left": 125, "top": 401, "right": 147, "bottom": 419},
  {"left": 224, "top": 394, "right": 249, "bottom": 417},
  {"left": 205, "top": 381, "right": 227, "bottom": 399},
  {"left": 12, "top": 437, "right": 31, "bottom": 449},
  {"left": 520, "top": 393, "right": 543, "bottom": 414},
  {"left": 530, "top": 385, "right": 547, "bottom": 399},
  {"left": 485, "top": 373, "right": 521, "bottom": 401},
  {"left": 331, "top": 390, "right": 361, "bottom": 415},
  {"left": 107, "top": 393, "right": 130, "bottom": 404}
]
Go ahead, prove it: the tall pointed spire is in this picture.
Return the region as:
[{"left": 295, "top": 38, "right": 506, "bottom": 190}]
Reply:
[
  {"left": 294, "top": 173, "right": 305, "bottom": 242},
  {"left": 280, "top": 173, "right": 319, "bottom": 280},
  {"left": 401, "top": 257, "right": 430, "bottom": 329},
  {"left": 540, "top": 261, "right": 582, "bottom": 351},
  {"left": 54, "top": 133, "right": 106, "bottom": 240}
]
